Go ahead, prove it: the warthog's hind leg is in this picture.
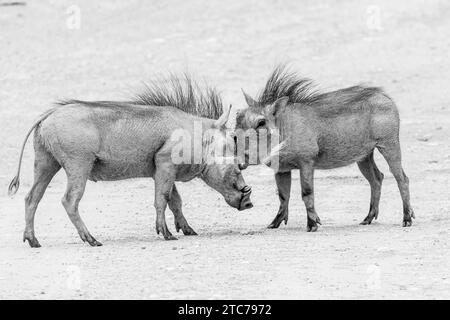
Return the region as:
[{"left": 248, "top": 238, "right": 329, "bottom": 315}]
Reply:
[
  {"left": 61, "top": 161, "right": 102, "bottom": 246},
  {"left": 357, "top": 151, "right": 384, "bottom": 225},
  {"left": 299, "top": 162, "right": 321, "bottom": 232},
  {"left": 268, "top": 171, "right": 291, "bottom": 229},
  {"left": 377, "top": 142, "right": 415, "bottom": 227},
  {"left": 23, "top": 145, "right": 61, "bottom": 248},
  {"left": 168, "top": 184, "right": 197, "bottom": 236}
]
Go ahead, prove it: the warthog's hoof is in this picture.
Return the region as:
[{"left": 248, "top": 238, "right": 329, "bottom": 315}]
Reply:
[
  {"left": 80, "top": 233, "right": 103, "bottom": 247},
  {"left": 403, "top": 220, "right": 412, "bottom": 227},
  {"left": 182, "top": 227, "right": 198, "bottom": 236},
  {"left": 88, "top": 239, "right": 103, "bottom": 246},
  {"left": 164, "top": 235, "right": 178, "bottom": 240},
  {"left": 23, "top": 232, "right": 41, "bottom": 248},
  {"left": 403, "top": 216, "right": 413, "bottom": 227},
  {"left": 360, "top": 216, "right": 374, "bottom": 225},
  {"left": 175, "top": 221, "right": 198, "bottom": 236},
  {"left": 267, "top": 211, "right": 288, "bottom": 229},
  {"left": 402, "top": 208, "right": 415, "bottom": 227},
  {"left": 360, "top": 210, "right": 378, "bottom": 225},
  {"left": 307, "top": 215, "right": 321, "bottom": 232},
  {"left": 156, "top": 223, "right": 178, "bottom": 240}
]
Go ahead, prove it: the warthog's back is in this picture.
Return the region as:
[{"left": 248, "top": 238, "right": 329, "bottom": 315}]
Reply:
[
  {"left": 282, "top": 86, "right": 400, "bottom": 169},
  {"left": 37, "top": 102, "right": 185, "bottom": 180}
]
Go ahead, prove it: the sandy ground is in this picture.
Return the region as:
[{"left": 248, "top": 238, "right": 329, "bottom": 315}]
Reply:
[{"left": 1, "top": 0, "right": 450, "bottom": 299}]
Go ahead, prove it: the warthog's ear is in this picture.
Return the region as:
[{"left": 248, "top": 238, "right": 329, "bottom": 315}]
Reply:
[
  {"left": 242, "top": 89, "right": 257, "bottom": 108},
  {"left": 213, "top": 104, "right": 232, "bottom": 129},
  {"left": 267, "top": 96, "right": 289, "bottom": 117}
]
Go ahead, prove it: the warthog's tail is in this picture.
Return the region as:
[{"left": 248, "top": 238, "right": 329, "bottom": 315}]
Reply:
[{"left": 8, "top": 108, "right": 57, "bottom": 197}]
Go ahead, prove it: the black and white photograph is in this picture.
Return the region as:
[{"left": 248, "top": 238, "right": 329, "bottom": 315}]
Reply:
[{"left": 0, "top": 0, "right": 449, "bottom": 303}]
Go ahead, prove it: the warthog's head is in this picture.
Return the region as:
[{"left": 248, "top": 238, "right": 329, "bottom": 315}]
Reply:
[
  {"left": 200, "top": 106, "right": 253, "bottom": 211},
  {"left": 236, "top": 90, "right": 289, "bottom": 133},
  {"left": 231, "top": 91, "right": 288, "bottom": 170},
  {"left": 202, "top": 164, "right": 253, "bottom": 211}
]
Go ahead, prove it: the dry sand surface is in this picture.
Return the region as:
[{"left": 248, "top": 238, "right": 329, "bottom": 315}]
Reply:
[{"left": 1, "top": 0, "right": 450, "bottom": 299}]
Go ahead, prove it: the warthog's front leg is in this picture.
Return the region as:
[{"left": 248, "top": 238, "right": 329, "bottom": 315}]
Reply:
[
  {"left": 168, "top": 184, "right": 197, "bottom": 236},
  {"left": 154, "top": 163, "right": 177, "bottom": 240},
  {"left": 268, "top": 171, "right": 291, "bottom": 228},
  {"left": 299, "top": 161, "right": 321, "bottom": 232}
]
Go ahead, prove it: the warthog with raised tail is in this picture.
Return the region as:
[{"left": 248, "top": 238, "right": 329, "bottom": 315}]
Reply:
[
  {"left": 237, "top": 65, "right": 414, "bottom": 231},
  {"left": 9, "top": 76, "right": 253, "bottom": 247}
]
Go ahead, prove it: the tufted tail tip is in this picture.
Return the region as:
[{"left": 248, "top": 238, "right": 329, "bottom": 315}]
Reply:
[{"left": 8, "top": 176, "right": 20, "bottom": 197}]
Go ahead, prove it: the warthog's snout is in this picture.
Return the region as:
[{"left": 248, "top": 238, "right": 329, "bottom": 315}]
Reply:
[{"left": 239, "top": 185, "right": 253, "bottom": 211}]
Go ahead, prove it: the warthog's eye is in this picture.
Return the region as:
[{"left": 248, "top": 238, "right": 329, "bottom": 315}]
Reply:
[{"left": 256, "top": 119, "right": 266, "bottom": 129}]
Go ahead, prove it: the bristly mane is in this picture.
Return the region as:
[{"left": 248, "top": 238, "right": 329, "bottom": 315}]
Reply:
[
  {"left": 132, "top": 74, "right": 223, "bottom": 119},
  {"left": 58, "top": 74, "right": 224, "bottom": 120},
  {"left": 257, "top": 65, "right": 385, "bottom": 108},
  {"left": 257, "top": 65, "right": 320, "bottom": 105}
]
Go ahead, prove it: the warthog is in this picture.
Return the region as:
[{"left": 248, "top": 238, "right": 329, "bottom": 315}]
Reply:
[
  {"left": 8, "top": 76, "right": 253, "bottom": 247},
  {"left": 236, "top": 66, "right": 414, "bottom": 231}
]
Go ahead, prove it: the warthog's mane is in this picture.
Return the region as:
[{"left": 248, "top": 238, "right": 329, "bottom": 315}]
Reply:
[
  {"left": 257, "top": 65, "right": 320, "bottom": 105},
  {"left": 133, "top": 74, "right": 223, "bottom": 119},
  {"left": 257, "top": 65, "right": 384, "bottom": 107},
  {"left": 58, "top": 74, "right": 224, "bottom": 120}
]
